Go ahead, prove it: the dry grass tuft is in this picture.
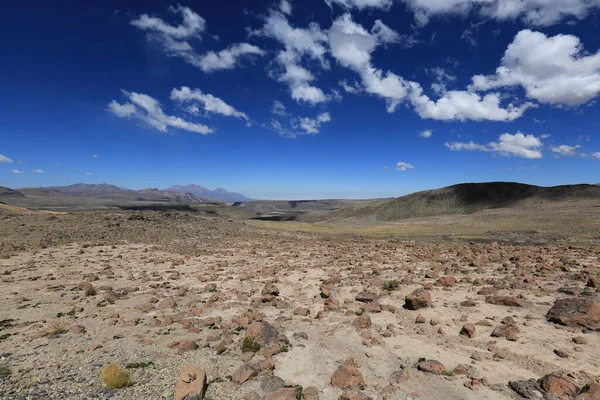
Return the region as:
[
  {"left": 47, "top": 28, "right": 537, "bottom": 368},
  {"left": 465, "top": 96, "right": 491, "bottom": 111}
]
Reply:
[
  {"left": 41, "top": 323, "right": 66, "bottom": 338},
  {"left": 100, "top": 363, "right": 132, "bottom": 390},
  {"left": 84, "top": 285, "right": 96, "bottom": 297}
]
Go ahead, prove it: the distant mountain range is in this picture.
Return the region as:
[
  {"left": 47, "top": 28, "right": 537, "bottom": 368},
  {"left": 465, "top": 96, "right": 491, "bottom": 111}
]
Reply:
[
  {"left": 164, "top": 184, "right": 252, "bottom": 202},
  {"left": 6, "top": 183, "right": 252, "bottom": 204},
  {"left": 14, "top": 183, "right": 209, "bottom": 203}
]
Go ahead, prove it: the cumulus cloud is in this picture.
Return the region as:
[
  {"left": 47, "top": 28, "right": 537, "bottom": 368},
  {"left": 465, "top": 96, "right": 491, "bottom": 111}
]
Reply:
[
  {"left": 293, "top": 112, "right": 331, "bottom": 134},
  {"left": 11, "top": 169, "right": 24, "bottom": 174},
  {"left": 84, "top": 172, "right": 93, "bottom": 176},
  {"left": 33, "top": 169, "right": 44, "bottom": 174},
  {"left": 329, "top": 14, "right": 411, "bottom": 112},
  {"left": 470, "top": 30, "right": 600, "bottom": 107},
  {"left": 255, "top": 9, "right": 330, "bottom": 105},
  {"left": 329, "top": 14, "right": 532, "bottom": 120},
  {"left": 592, "top": 152, "right": 600, "bottom": 159},
  {"left": 131, "top": 5, "right": 264, "bottom": 73},
  {"left": 279, "top": 0, "right": 292, "bottom": 15},
  {"left": 550, "top": 144, "right": 581, "bottom": 156},
  {"left": 108, "top": 90, "right": 213, "bottom": 134},
  {"left": 401, "top": 0, "right": 600, "bottom": 27},
  {"left": 170, "top": 86, "right": 249, "bottom": 120},
  {"left": 419, "top": 129, "right": 432, "bottom": 138},
  {"left": 325, "top": 0, "right": 393, "bottom": 9},
  {"left": 409, "top": 82, "right": 536, "bottom": 121},
  {"left": 396, "top": 161, "right": 415, "bottom": 171},
  {"left": 0, "top": 154, "right": 14, "bottom": 163},
  {"left": 445, "top": 132, "right": 544, "bottom": 159}
]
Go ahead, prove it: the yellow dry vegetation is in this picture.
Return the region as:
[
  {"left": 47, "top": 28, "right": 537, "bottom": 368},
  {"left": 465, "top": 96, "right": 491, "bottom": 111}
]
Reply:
[{"left": 100, "top": 363, "right": 132, "bottom": 390}]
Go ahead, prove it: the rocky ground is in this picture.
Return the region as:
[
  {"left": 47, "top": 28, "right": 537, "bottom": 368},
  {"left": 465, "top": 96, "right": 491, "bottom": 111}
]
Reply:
[{"left": 0, "top": 211, "right": 599, "bottom": 399}]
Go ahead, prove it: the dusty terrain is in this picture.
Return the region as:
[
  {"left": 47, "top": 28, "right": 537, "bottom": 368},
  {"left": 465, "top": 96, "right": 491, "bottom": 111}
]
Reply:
[{"left": 1, "top": 209, "right": 599, "bottom": 400}]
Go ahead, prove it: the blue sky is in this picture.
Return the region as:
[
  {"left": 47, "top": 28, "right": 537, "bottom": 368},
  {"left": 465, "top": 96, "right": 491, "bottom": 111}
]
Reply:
[{"left": 1, "top": 0, "right": 599, "bottom": 199}]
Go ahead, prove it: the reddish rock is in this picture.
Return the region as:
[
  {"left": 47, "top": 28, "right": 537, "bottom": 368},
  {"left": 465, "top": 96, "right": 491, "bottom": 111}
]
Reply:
[
  {"left": 355, "top": 292, "right": 377, "bottom": 303},
  {"left": 265, "top": 388, "right": 299, "bottom": 400},
  {"left": 435, "top": 276, "right": 456, "bottom": 287},
  {"left": 157, "top": 297, "right": 177, "bottom": 310},
  {"left": 176, "top": 340, "right": 199, "bottom": 353},
  {"left": 353, "top": 314, "right": 371, "bottom": 330},
  {"left": 404, "top": 289, "right": 432, "bottom": 310},
  {"left": 576, "top": 382, "right": 600, "bottom": 400},
  {"left": 331, "top": 359, "right": 365, "bottom": 389},
  {"left": 232, "top": 363, "right": 259, "bottom": 384},
  {"left": 244, "top": 321, "right": 278, "bottom": 348},
  {"left": 546, "top": 298, "right": 600, "bottom": 331},
  {"left": 338, "top": 391, "right": 369, "bottom": 400},
  {"left": 174, "top": 365, "right": 207, "bottom": 400},
  {"left": 491, "top": 324, "right": 519, "bottom": 341},
  {"left": 416, "top": 360, "right": 445, "bottom": 375},
  {"left": 303, "top": 387, "right": 320, "bottom": 400},
  {"left": 460, "top": 323, "right": 476, "bottom": 338},
  {"left": 538, "top": 373, "right": 579, "bottom": 398}
]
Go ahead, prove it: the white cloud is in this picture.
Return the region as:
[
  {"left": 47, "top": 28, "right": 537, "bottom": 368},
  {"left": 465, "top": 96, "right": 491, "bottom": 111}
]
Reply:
[
  {"left": 445, "top": 132, "right": 544, "bottom": 159},
  {"left": 193, "top": 43, "right": 266, "bottom": 73},
  {"left": 131, "top": 5, "right": 205, "bottom": 38},
  {"left": 11, "top": 169, "right": 24, "bottom": 174},
  {"left": 409, "top": 82, "right": 536, "bottom": 121},
  {"left": 92, "top": 154, "right": 99, "bottom": 158},
  {"left": 108, "top": 90, "right": 213, "bottom": 134},
  {"left": 329, "top": 14, "right": 532, "bottom": 120},
  {"left": 540, "top": 134, "right": 551, "bottom": 139},
  {"left": 280, "top": 0, "right": 292, "bottom": 15},
  {"left": 255, "top": 10, "right": 330, "bottom": 105},
  {"left": 325, "top": 0, "right": 393, "bottom": 10},
  {"left": 470, "top": 30, "right": 600, "bottom": 107},
  {"left": 293, "top": 112, "right": 331, "bottom": 134},
  {"left": 550, "top": 144, "right": 581, "bottom": 156},
  {"left": 419, "top": 129, "right": 432, "bottom": 138},
  {"left": 131, "top": 6, "right": 264, "bottom": 73},
  {"left": 401, "top": 0, "right": 600, "bottom": 27},
  {"left": 592, "top": 152, "right": 600, "bottom": 159},
  {"left": 84, "top": 172, "right": 93, "bottom": 176},
  {"left": 33, "top": 169, "right": 44, "bottom": 174},
  {"left": 171, "top": 86, "right": 249, "bottom": 120},
  {"left": 0, "top": 154, "right": 14, "bottom": 163},
  {"left": 269, "top": 105, "right": 332, "bottom": 138},
  {"left": 396, "top": 161, "right": 415, "bottom": 171},
  {"left": 329, "top": 14, "right": 411, "bottom": 112}
]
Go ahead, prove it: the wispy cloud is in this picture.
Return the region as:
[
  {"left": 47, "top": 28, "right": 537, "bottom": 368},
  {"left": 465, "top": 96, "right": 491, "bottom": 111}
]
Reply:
[
  {"left": 0, "top": 154, "right": 14, "bottom": 163},
  {"left": 550, "top": 144, "right": 581, "bottom": 157},
  {"left": 396, "top": 161, "right": 415, "bottom": 171},
  {"left": 84, "top": 172, "right": 93, "bottom": 176},
  {"left": 108, "top": 90, "right": 213, "bottom": 134},
  {"left": 32, "top": 169, "right": 44, "bottom": 174},
  {"left": 445, "top": 132, "right": 544, "bottom": 159},
  {"left": 131, "top": 5, "right": 264, "bottom": 73},
  {"left": 419, "top": 129, "right": 432, "bottom": 138},
  {"left": 92, "top": 154, "right": 99, "bottom": 158},
  {"left": 171, "top": 86, "right": 249, "bottom": 121},
  {"left": 11, "top": 169, "right": 24, "bottom": 174}
]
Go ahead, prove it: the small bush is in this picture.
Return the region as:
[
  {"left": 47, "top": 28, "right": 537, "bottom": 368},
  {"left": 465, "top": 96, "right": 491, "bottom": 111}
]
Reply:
[
  {"left": 85, "top": 285, "right": 96, "bottom": 297},
  {"left": 383, "top": 280, "right": 399, "bottom": 291},
  {"left": 41, "top": 324, "right": 66, "bottom": 338},
  {"left": 100, "top": 363, "right": 132, "bottom": 390},
  {"left": 242, "top": 338, "right": 261, "bottom": 353},
  {"left": 442, "top": 370, "right": 455, "bottom": 377}
]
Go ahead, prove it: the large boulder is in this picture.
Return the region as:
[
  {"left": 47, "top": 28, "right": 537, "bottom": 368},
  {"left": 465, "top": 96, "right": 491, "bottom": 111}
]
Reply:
[
  {"left": 546, "top": 298, "right": 600, "bottom": 331},
  {"left": 174, "top": 365, "right": 207, "bottom": 400},
  {"left": 331, "top": 359, "right": 365, "bottom": 389},
  {"left": 538, "top": 373, "right": 579, "bottom": 398},
  {"left": 244, "top": 321, "right": 279, "bottom": 348},
  {"left": 404, "top": 289, "right": 432, "bottom": 310}
]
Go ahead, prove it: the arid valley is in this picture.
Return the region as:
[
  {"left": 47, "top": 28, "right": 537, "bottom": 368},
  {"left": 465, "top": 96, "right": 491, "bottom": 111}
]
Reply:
[{"left": 1, "top": 183, "right": 599, "bottom": 400}]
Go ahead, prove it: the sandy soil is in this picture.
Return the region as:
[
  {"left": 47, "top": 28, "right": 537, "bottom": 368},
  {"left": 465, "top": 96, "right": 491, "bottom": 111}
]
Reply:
[{"left": 0, "top": 211, "right": 599, "bottom": 399}]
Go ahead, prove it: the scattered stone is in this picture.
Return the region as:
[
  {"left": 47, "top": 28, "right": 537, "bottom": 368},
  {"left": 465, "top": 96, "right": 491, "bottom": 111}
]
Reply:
[
  {"left": 174, "top": 365, "right": 207, "bottom": 400},
  {"left": 331, "top": 359, "right": 365, "bottom": 389},
  {"left": 404, "top": 289, "right": 432, "bottom": 310},
  {"left": 460, "top": 323, "right": 475, "bottom": 338},
  {"left": 546, "top": 298, "right": 600, "bottom": 331},
  {"left": 416, "top": 360, "right": 445, "bottom": 375},
  {"left": 538, "top": 373, "right": 579, "bottom": 398}
]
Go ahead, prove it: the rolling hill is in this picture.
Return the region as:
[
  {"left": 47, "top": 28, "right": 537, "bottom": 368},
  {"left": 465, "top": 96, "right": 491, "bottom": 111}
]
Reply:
[{"left": 315, "top": 182, "right": 600, "bottom": 222}]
